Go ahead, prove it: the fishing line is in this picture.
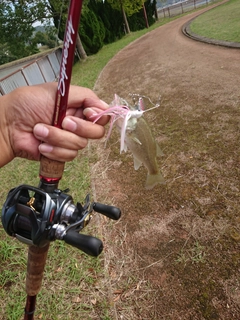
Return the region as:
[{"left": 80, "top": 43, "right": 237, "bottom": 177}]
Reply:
[{"left": 129, "top": 93, "right": 161, "bottom": 109}]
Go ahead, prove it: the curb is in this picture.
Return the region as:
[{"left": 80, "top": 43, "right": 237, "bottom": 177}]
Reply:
[{"left": 182, "top": 5, "right": 240, "bottom": 49}]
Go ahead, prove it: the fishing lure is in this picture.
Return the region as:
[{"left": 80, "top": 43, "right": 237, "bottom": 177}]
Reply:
[
  {"left": 92, "top": 94, "right": 165, "bottom": 189},
  {"left": 92, "top": 94, "right": 159, "bottom": 153}
]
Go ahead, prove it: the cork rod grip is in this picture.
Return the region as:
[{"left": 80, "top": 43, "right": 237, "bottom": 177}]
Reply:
[
  {"left": 39, "top": 156, "right": 65, "bottom": 180},
  {"left": 25, "top": 244, "right": 50, "bottom": 296}
]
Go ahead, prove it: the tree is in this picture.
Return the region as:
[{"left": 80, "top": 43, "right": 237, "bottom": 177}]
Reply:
[
  {"left": 0, "top": 0, "right": 153, "bottom": 65},
  {"left": 4, "top": 0, "right": 51, "bottom": 24},
  {"left": 143, "top": 2, "right": 149, "bottom": 28},
  {"left": 107, "top": 0, "right": 143, "bottom": 34},
  {"left": 152, "top": 0, "right": 159, "bottom": 20},
  {"left": 0, "top": 0, "right": 54, "bottom": 64},
  {"left": 48, "top": 0, "right": 88, "bottom": 59},
  {"left": 93, "top": 0, "right": 124, "bottom": 43},
  {"left": 79, "top": 0, "right": 106, "bottom": 55},
  {"left": 144, "top": 0, "right": 158, "bottom": 26},
  {"left": 0, "top": 43, "right": 15, "bottom": 64},
  {"left": 33, "top": 26, "right": 58, "bottom": 49},
  {"left": 0, "top": 2, "right": 41, "bottom": 64},
  {"left": 121, "top": 1, "right": 157, "bottom": 33},
  {"left": 0, "top": 0, "right": 88, "bottom": 64}
]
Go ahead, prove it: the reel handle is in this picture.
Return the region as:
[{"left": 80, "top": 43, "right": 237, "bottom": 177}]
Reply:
[
  {"left": 93, "top": 202, "right": 121, "bottom": 220},
  {"left": 63, "top": 230, "right": 103, "bottom": 257}
]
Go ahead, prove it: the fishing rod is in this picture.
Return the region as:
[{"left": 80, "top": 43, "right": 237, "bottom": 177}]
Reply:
[{"left": 1, "top": 1, "right": 121, "bottom": 319}]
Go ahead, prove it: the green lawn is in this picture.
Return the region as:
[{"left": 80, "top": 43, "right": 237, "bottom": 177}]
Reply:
[
  {"left": 190, "top": 0, "right": 240, "bottom": 43},
  {"left": 71, "top": 16, "right": 178, "bottom": 89}
]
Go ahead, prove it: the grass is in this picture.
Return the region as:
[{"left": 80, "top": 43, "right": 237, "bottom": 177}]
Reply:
[
  {"left": 0, "top": 1, "right": 238, "bottom": 318},
  {"left": 190, "top": 0, "right": 240, "bottom": 43},
  {"left": 0, "top": 152, "right": 103, "bottom": 319},
  {"left": 176, "top": 241, "right": 207, "bottom": 266},
  {"left": 0, "top": 230, "right": 107, "bottom": 319},
  {"left": 71, "top": 17, "right": 177, "bottom": 89}
]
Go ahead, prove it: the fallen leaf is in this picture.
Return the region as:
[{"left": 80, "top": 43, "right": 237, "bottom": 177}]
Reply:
[
  {"left": 113, "top": 289, "right": 123, "bottom": 294},
  {"left": 72, "top": 296, "right": 81, "bottom": 303},
  {"left": 113, "top": 295, "right": 121, "bottom": 302}
]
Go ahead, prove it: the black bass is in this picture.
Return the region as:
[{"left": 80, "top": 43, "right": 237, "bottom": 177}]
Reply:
[
  {"left": 91, "top": 94, "right": 165, "bottom": 189},
  {"left": 117, "top": 116, "right": 165, "bottom": 189}
]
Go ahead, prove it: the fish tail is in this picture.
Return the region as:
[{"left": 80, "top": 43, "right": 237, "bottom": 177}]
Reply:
[{"left": 145, "top": 172, "right": 165, "bottom": 190}]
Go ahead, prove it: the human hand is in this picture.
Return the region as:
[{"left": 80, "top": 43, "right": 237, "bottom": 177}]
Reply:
[{"left": 0, "top": 83, "right": 109, "bottom": 167}]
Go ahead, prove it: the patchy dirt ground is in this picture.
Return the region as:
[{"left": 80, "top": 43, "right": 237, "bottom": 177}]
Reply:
[{"left": 89, "top": 4, "right": 240, "bottom": 320}]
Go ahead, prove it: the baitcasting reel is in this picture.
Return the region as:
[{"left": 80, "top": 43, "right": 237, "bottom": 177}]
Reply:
[{"left": 1, "top": 183, "right": 121, "bottom": 257}]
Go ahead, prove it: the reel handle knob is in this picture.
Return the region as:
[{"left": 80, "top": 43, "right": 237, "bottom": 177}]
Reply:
[
  {"left": 63, "top": 230, "right": 103, "bottom": 257},
  {"left": 93, "top": 202, "right": 121, "bottom": 220}
]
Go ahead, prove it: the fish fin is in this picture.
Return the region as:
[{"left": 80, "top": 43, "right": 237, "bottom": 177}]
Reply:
[
  {"left": 156, "top": 143, "right": 164, "bottom": 157},
  {"left": 132, "top": 137, "right": 142, "bottom": 145},
  {"left": 133, "top": 157, "right": 142, "bottom": 170},
  {"left": 145, "top": 172, "right": 165, "bottom": 190}
]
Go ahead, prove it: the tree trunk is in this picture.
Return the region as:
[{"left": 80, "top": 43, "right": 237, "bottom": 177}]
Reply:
[
  {"left": 143, "top": 3, "right": 149, "bottom": 28},
  {"left": 120, "top": 0, "right": 130, "bottom": 34},
  {"left": 154, "top": 3, "right": 159, "bottom": 20},
  {"left": 122, "top": 7, "right": 130, "bottom": 33},
  {"left": 76, "top": 33, "right": 87, "bottom": 60}
]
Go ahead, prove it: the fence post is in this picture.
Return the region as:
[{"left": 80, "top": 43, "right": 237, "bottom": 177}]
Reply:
[
  {"left": 21, "top": 69, "right": 29, "bottom": 86},
  {"left": 55, "top": 49, "right": 62, "bottom": 64},
  {"left": 0, "top": 84, "right": 5, "bottom": 95}
]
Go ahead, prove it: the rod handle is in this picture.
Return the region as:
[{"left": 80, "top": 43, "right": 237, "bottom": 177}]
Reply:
[
  {"left": 25, "top": 244, "right": 50, "bottom": 296},
  {"left": 39, "top": 155, "right": 65, "bottom": 180}
]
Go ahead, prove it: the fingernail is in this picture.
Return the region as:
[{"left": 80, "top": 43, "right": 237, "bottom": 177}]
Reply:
[
  {"left": 100, "top": 100, "right": 109, "bottom": 108},
  {"left": 34, "top": 124, "right": 49, "bottom": 138},
  {"left": 39, "top": 143, "right": 53, "bottom": 153},
  {"left": 83, "top": 108, "right": 97, "bottom": 117},
  {"left": 62, "top": 117, "right": 77, "bottom": 132}
]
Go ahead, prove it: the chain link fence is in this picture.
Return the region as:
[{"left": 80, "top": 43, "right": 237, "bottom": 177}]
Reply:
[{"left": 157, "top": 0, "right": 213, "bottom": 18}]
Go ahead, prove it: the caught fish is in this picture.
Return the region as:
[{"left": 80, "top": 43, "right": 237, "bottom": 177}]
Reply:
[
  {"left": 117, "top": 116, "right": 165, "bottom": 189},
  {"left": 92, "top": 94, "right": 165, "bottom": 189}
]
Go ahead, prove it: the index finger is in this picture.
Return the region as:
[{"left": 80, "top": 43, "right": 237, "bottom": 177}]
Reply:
[
  {"left": 82, "top": 106, "right": 110, "bottom": 126},
  {"left": 67, "top": 86, "right": 99, "bottom": 107},
  {"left": 67, "top": 86, "right": 109, "bottom": 125}
]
